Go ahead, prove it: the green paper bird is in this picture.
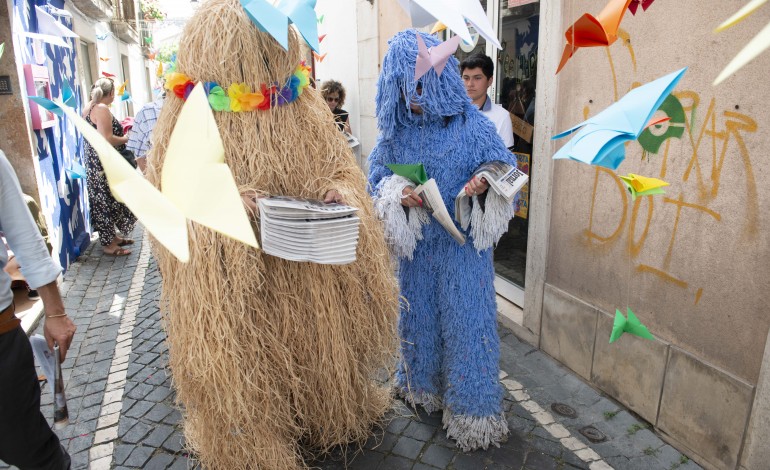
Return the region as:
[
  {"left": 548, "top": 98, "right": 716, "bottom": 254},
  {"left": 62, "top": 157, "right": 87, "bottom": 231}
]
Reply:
[
  {"left": 317, "top": 14, "right": 324, "bottom": 24},
  {"left": 610, "top": 307, "right": 655, "bottom": 343},
  {"left": 144, "top": 36, "right": 153, "bottom": 45},
  {"left": 386, "top": 163, "right": 428, "bottom": 185},
  {"left": 0, "top": 43, "right": 4, "bottom": 62}
]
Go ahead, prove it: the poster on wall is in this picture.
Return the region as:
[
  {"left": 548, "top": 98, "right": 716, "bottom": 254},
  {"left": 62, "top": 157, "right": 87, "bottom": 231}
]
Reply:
[{"left": 512, "top": 151, "right": 530, "bottom": 219}]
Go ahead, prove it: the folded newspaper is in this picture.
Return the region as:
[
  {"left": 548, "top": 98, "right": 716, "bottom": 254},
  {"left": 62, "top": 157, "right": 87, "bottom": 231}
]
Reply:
[
  {"left": 386, "top": 164, "right": 466, "bottom": 245},
  {"left": 454, "top": 161, "right": 529, "bottom": 230},
  {"left": 258, "top": 196, "right": 360, "bottom": 265}
]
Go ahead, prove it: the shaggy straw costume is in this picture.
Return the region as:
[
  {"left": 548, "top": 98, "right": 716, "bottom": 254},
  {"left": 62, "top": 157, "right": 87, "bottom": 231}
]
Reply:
[
  {"left": 368, "top": 30, "right": 517, "bottom": 452},
  {"left": 145, "top": 1, "right": 399, "bottom": 468}
]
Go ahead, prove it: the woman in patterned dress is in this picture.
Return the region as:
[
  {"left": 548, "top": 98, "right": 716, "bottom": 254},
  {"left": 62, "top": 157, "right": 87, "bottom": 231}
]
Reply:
[{"left": 82, "top": 78, "right": 136, "bottom": 256}]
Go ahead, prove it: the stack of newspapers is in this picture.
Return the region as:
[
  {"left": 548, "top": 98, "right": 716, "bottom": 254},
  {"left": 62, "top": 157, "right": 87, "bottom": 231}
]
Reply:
[{"left": 258, "top": 196, "right": 360, "bottom": 265}]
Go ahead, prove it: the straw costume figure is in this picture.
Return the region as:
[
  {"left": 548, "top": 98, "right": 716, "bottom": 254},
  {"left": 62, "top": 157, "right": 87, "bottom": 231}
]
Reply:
[
  {"left": 368, "top": 30, "right": 517, "bottom": 452},
  {"left": 145, "top": 1, "right": 399, "bottom": 468}
]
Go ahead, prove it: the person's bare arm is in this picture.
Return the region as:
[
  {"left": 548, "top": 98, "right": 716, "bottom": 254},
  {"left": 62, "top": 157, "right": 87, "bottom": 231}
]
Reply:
[
  {"left": 38, "top": 281, "right": 76, "bottom": 361},
  {"left": 92, "top": 105, "right": 128, "bottom": 147}
]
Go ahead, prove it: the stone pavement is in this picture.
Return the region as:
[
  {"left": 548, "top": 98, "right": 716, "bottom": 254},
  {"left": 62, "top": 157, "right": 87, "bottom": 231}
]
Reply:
[{"left": 1, "top": 228, "right": 704, "bottom": 470}]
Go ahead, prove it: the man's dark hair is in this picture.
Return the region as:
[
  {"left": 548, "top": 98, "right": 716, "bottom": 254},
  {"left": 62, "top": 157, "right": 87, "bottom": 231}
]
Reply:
[{"left": 460, "top": 54, "right": 494, "bottom": 80}]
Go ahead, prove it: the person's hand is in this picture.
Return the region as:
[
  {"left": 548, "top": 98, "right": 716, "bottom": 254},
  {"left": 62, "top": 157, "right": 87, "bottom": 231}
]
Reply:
[
  {"left": 44, "top": 315, "right": 76, "bottom": 362},
  {"left": 401, "top": 186, "right": 423, "bottom": 208},
  {"left": 324, "top": 189, "right": 345, "bottom": 205},
  {"left": 465, "top": 175, "right": 489, "bottom": 197}
]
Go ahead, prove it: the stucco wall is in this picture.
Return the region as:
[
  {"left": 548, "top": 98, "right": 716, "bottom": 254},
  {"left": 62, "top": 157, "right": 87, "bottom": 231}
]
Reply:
[{"left": 547, "top": 0, "right": 770, "bottom": 385}]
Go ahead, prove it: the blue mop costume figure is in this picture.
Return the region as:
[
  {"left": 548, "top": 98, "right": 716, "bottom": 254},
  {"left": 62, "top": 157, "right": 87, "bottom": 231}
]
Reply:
[{"left": 368, "top": 30, "right": 518, "bottom": 451}]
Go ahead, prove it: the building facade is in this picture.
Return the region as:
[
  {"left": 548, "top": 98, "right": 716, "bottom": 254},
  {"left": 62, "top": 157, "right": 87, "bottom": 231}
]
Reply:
[
  {"left": 316, "top": 1, "right": 770, "bottom": 469},
  {"left": 1, "top": 0, "right": 151, "bottom": 269}
]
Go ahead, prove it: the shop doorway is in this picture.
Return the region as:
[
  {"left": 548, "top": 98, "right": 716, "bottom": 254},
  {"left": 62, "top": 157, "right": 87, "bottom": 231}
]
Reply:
[{"left": 492, "top": 0, "right": 539, "bottom": 306}]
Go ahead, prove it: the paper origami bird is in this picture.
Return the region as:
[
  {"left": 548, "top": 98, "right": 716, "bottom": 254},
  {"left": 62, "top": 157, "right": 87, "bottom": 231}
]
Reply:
[
  {"left": 239, "top": 0, "right": 320, "bottom": 52},
  {"left": 156, "top": 62, "right": 164, "bottom": 78},
  {"left": 312, "top": 51, "right": 327, "bottom": 62},
  {"left": 117, "top": 80, "right": 128, "bottom": 95},
  {"left": 713, "top": 0, "right": 770, "bottom": 85},
  {"left": 557, "top": 0, "right": 635, "bottom": 74},
  {"left": 610, "top": 307, "right": 654, "bottom": 343},
  {"left": 619, "top": 173, "right": 668, "bottom": 200},
  {"left": 397, "top": 0, "right": 501, "bottom": 49},
  {"left": 120, "top": 91, "right": 131, "bottom": 102},
  {"left": 415, "top": 34, "right": 461, "bottom": 80},
  {"left": 35, "top": 6, "right": 79, "bottom": 41},
  {"left": 317, "top": 14, "right": 324, "bottom": 23},
  {"left": 102, "top": 71, "right": 115, "bottom": 78},
  {"left": 628, "top": 0, "right": 655, "bottom": 15},
  {"left": 386, "top": 163, "right": 428, "bottom": 185},
  {"left": 0, "top": 43, "right": 4, "bottom": 61},
  {"left": 100, "top": 57, "right": 110, "bottom": 62},
  {"left": 552, "top": 67, "right": 686, "bottom": 170},
  {"left": 96, "top": 33, "right": 108, "bottom": 40},
  {"left": 65, "top": 160, "right": 87, "bottom": 180},
  {"left": 62, "top": 80, "right": 76, "bottom": 108},
  {"left": 33, "top": 83, "right": 259, "bottom": 262},
  {"left": 318, "top": 33, "right": 326, "bottom": 43}
]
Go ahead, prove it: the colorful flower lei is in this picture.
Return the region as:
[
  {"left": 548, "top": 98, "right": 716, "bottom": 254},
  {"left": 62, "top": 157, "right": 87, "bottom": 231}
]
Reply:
[{"left": 164, "top": 62, "right": 312, "bottom": 112}]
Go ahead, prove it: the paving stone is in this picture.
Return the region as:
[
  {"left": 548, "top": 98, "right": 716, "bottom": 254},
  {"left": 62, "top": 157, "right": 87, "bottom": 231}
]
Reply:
[
  {"left": 125, "top": 399, "right": 154, "bottom": 419},
  {"left": 143, "top": 424, "right": 175, "bottom": 447},
  {"left": 524, "top": 450, "right": 560, "bottom": 470},
  {"left": 413, "top": 463, "right": 439, "bottom": 470},
  {"left": 451, "top": 452, "right": 486, "bottom": 470},
  {"left": 127, "top": 382, "right": 154, "bottom": 400},
  {"left": 163, "top": 408, "right": 183, "bottom": 425},
  {"left": 162, "top": 432, "right": 186, "bottom": 454},
  {"left": 144, "top": 453, "right": 175, "bottom": 469},
  {"left": 378, "top": 454, "right": 413, "bottom": 470},
  {"left": 145, "top": 386, "right": 173, "bottom": 402},
  {"left": 392, "top": 435, "right": 425, "bottom": 459},
  {"left": 146, "top": 402, "right": 174, "bottom": 423},
  {"left": 167, "top": 457, "right": 194, "bottom": 470},
  {"left": 420, "top": 444, "right": 454, "bottom": 468},
  {"left": 401, "top": 420, "right": 437, "bottom": 442},
  {"left": 118, "top": 416, "right": 138, "bottom": 437},
  {"left": 124, "top": 445, "right": 154, "bottom": 467},
  {"left": 113, "top": 443, "right": 134, "bottom": 466},
  {"left": 122, "top": 421, "right": 153, "bottom": 444}
]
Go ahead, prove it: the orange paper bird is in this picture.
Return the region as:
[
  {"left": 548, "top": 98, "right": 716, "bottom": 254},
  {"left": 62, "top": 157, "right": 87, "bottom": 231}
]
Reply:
[
  {"left": 101, "top": 71, "right": 116, "bottom": 78},
  {"left": 99, "top": 56, "right": 110, "bottom": 62},
  {"left": 557, "top": 0, "right": 634, "bottom": 74},
  {"left": 313, "top": 51, "right": 327, "bottom": 62}
]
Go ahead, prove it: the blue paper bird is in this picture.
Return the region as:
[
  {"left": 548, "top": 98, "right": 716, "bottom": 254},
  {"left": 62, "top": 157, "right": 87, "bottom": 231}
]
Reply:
[
  {"left": 240, "top": 0, "right": 320, "bottom": 52},
  {"left": 552, "top": 67, "right": 687, "bottom": 170}
]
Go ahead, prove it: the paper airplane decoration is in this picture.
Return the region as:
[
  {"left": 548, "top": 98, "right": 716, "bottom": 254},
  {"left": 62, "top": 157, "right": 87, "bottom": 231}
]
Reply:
[
  {"left": 102, "top": 71, "right": 115, "bottom": 78},
  {"left": 552, "top": 67, "right": 686, "bottom": 170},
  {"left": 610, "top": 307, "right": 654, "bottom": 343},
  {"left": 32, "top": 84, "right": 259, "bottom": 262},
  {"left": 619, "top": 173, "right": 668, "bottom": 200},
  {"left": 397, "top": 0, "right": 501, "bottom": 49},
  {"left": 34, "top": 6, "right": 79, "bottom": 40},
  {"left": 65, "top": 160, "right": 87, "bottom": 179},
  {"left": 386, "top": 163, "right": 428, "bottom": 185},
  {"left": 415, "top": 34, "right": 461, "bottom": 80},
  {"left": 628, "top": 0, "right": 655, "bottom": 15},
  {"left": 312, "top": 51, "right": 327, "bottom": 62},
  {"left": 713, "top": 0, "right": 770, "bottom": 85},
  {"left": 557, "top": 0, "right": 634, "bottom": 73},
  {"left": 240, "top": 0, "right": 320, "bottom": 52}
]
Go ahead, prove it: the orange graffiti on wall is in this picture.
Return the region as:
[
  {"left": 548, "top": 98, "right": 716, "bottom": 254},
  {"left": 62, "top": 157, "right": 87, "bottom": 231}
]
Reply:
[{"left": 582, "top": 37, "right": 759, "bottom": 304}]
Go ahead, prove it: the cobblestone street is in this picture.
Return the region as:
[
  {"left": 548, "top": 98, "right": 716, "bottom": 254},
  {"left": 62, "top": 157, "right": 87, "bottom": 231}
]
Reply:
[{"left": 2, "top": 230, "right": 704, "bottom": 469}]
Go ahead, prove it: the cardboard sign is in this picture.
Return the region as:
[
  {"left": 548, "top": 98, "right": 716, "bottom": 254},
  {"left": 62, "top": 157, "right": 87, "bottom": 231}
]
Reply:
[
  {"left": 512, "top": 152, "right": 530, "bottom": 219},
  {"left": 510, "top": 113, "right": 534, "bottom": 143}
]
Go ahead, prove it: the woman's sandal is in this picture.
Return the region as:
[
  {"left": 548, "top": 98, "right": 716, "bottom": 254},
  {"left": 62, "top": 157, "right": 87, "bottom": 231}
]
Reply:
[
  {"left": 117, "top": 239, "right": 135, "bottom": 247},
  {"left": 104, "top": 247, "right": 131, "bottom": 257}
]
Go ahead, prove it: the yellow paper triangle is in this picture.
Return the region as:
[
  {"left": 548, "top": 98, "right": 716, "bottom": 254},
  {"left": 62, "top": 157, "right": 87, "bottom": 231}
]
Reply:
[
  {"left": 715, "top": 0, "right": 768, "bottom": 32},
  {"left": 714, "top": 21, "right": 770, "bottom": 85},
  {"left": 619, "top": 173, "right": 669, "bottom": 192},
  {"left": 161, "top": 83, "right": 259, "bottom": 249},
  {"left": 56, "top": 103, "right": 190, "bottom": 262},
  {"left": 431, "top": 21, "right": 447, "bottom": 34}
]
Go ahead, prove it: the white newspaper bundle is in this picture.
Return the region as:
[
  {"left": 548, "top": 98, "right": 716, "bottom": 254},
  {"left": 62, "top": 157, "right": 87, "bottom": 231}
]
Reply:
[
  {"left": 454, "top": 161, "right": 529, "bottom": 230},
  {"left": 258, "top": 196, "right": 360, "bottom": 265}
]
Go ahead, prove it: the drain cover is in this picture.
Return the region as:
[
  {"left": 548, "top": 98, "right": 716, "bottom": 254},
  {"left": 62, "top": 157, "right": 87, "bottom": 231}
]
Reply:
[
  {"left": 579, "top": 426, "right": 607, "bottom": 443},
  {"left": 551, "top": 402, "right": 577, "bottom": 418}
]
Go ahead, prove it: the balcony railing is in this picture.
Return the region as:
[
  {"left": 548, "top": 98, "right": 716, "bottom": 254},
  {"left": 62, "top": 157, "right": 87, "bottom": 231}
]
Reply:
[
  {"left": 70, "top": 0, "right": 113, "bottom": 21},
  {"left": 110, "top": 0, "right": 139, "bottom": 44}
]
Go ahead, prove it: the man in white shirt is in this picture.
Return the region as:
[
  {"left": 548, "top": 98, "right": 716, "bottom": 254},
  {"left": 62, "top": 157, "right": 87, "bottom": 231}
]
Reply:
[
  {"left": 0, "top": 150, "right": 76, "bottom": 469},
  {"left": 460, "top": 54, "right": 515, "bottom": 149}
]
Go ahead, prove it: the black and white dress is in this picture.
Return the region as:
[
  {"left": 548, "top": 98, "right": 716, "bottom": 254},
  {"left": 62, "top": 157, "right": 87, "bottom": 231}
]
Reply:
[{"left": 84, "top": 109, "right": 137, "bottom": 246}]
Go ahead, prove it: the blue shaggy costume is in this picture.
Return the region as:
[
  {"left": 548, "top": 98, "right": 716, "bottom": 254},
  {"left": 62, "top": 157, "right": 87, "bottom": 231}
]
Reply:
[{"left": 368, "top": 30, "right": 518, "bottom": 451}]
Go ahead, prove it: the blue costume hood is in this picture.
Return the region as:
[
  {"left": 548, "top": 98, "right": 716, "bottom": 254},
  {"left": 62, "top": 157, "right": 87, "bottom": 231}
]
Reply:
[{"left": 376, "top": 30, "right": 472, "bottom": 140}]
